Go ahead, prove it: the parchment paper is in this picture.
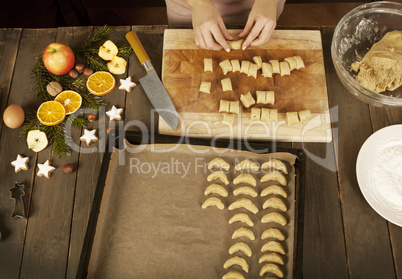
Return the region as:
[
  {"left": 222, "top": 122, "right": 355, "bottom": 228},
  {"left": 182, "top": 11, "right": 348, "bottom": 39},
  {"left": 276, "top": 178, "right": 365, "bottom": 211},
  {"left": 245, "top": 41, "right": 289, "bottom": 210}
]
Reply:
[{"left": 87, "top": 140, "right": 297, "bottom": 279}]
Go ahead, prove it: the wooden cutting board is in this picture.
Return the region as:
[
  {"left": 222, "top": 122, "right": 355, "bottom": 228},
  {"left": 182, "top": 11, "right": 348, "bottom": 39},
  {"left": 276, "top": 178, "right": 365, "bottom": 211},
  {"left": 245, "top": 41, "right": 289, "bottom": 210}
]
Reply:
[{"left": 159, "top": 29, "right": 332, "bottom": 142}]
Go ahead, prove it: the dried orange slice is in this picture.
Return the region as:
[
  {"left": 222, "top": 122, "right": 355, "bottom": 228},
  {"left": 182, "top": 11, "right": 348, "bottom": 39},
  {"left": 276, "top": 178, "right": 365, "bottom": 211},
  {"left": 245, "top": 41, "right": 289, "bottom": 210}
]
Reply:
[
  {"left": 86, "top": 71, "right": 116, "bottom": 96},
  {"left": 54, "top": 90, "right": 82, "bottom": 115},
  {"left": 37, "top": 101, "right": 66, "bottom": 126}
]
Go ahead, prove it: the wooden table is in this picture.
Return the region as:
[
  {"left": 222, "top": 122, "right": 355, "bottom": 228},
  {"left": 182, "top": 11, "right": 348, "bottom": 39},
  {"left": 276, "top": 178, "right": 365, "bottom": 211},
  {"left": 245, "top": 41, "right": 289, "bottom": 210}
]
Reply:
[{"left": 0, "top": 26, "right": 401, "bottom": 279}]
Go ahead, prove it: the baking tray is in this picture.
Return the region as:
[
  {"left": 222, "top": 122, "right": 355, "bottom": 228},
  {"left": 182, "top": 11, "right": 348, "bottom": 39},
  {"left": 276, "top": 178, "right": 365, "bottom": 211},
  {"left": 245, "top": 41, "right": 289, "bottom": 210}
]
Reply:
[{"left": 76, "top": 130, "right": 306, "bottom": 278}]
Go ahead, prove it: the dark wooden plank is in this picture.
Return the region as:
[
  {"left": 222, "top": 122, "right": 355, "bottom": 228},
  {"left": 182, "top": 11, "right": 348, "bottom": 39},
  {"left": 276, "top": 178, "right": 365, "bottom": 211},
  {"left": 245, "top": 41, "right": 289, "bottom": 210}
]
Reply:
[
  {"left": 0, "top": 28, "right": 55, "bottom": 279},
  {"left": 65, "top": 26, "right": 131, "bottom": 279},
  {"left": 322, "top": 27, "right": 395, "bottom": 279},
  {"left": 368, "top": 106, "right": 402, "bottom": 278}
]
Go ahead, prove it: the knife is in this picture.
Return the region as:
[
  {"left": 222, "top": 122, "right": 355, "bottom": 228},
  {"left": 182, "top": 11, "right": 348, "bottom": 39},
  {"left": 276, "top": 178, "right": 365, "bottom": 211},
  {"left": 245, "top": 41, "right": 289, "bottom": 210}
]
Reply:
[{"left": 125, "top": 30, "right": 178, "bottom": 130}]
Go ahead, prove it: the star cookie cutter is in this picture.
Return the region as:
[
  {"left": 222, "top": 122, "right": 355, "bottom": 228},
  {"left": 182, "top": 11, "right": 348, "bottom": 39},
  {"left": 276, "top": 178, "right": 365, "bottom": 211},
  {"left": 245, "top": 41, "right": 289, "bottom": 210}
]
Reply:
[{"left": 9, "top": 182, "right": 26, "bottom": 219}]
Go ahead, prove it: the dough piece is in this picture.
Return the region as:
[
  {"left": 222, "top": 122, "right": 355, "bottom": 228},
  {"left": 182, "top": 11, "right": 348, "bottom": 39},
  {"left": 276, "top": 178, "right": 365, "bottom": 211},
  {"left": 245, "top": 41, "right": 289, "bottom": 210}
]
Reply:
[
  {"left": 261, "top": 108, "right": 270, "bottom": 122},
  {"left": 204, "top": 184, "right": 229, "bottom": 197},
  {"left": 231, "top": 59, "right": 241, "bottom": 72},
  {"left": 261, "top": 170, "right": 287, "bottom": 186},
  {"left": 233, "top": 173, "right": 257, "bottom": 186},
  {"left": 261, "top": 228, "right": 286, "bottom": 241},
  {"left": 228, "top": 39, "right": 244, "bottom": 50},
  {"left": 269, "top": 109, "right": 278, "bottom": 122},
  {"left": 256, "top": 91, "right": 266, "bottom": 104},
  {"left": 286, "top": 111, "right": 300, "bottom": 125},
  {"left": 298, "top": 109, "right": 312, "bottom": 122},
  {"left": 219, "top": 59, "right": 233, "bottom": 75},
  {"left": 261, "top": 185, "right": 288, "bottom": 198},
  {"left": 229, "top": 101, "right": 240, "bottom": 114},
  {"left": 259, "top": 253, "right": 285, "bottom": 265},
  {"left": 240, "top": 92, "right": 255, "bottom": 108},
  {"left": 201, "top": 197, "right": 225, "bottom": 210},
  {"left": 250, "top": 108, "right": 260, "bottom": 122},
  {"left": 233, "top": 186, "right": 258, "bottom": 198},
  {"left": 269, "top": 60, "right": 280, "bottom": 74},
  {"left": 199, "top": 81, "right": 211, "bottom": 94},
  {"left": 261, "top": 158, "right": 288, "bottom": 174},
  {"left": 229, "top": 213, "right": 255, "bottom": 226},
  {"left": 261, "top": 212, "right": 287, "bottom": 226},
  {"left": 208, "top": 158, "right": 230, "bottom": 171},
  {"left": 351, "top": 30, "right": 402, "bottom": 93},
  {"left": 293, "top": 55, "right": 305, "bottom": 69},
  {"left": 204, "top": 58, "right": 213, "bottom": 72},
  {"left": 229, "top": 242, "right": 253, "bottom": 257},
  {"left": 222, "top": 113, "right": 235, "bottom": 125},
  {"left": 260, "top": 263, "right": 284, "bottom": 278},
  {"left": 232, "top": 227, "right": 255, "bottom": 240},
  {"left": 207, "top": 170, "right": 229, "bottom": 185},
  {"left": 247, "top": 63, "right": 258, "bottom": 78},
  {"left": 219, "top": 100, "right": 231, "bottom": 113},
  {"left": 262, "top": 197, "right": 288, "bottom": 212},
  {"left": 262, "top": 62, "right": 273, "bottom": 77},
  {"left": 265, "top": 91, "right": 275, "bottom": 105},
  {"left": 223, "top": 256, "right": 249, "bottom": 273},
  {"left": 252, "top": 56, "right": 263, "bottom": 69},
  {"left": 229, "top": 198, "right": 259, "bottom": 214},
  {"left": 240, "top": 60, "right": 250, "bottom": 75},
  {"left": 235, "top": 159, "right": 259, "bottom": 171},
  {"left": 221, "top": 78, "right": 233, "bottom": 92},
  {"left": 222, "top": 270, "right": 245, "bottom": 279},
  {"left": 261, "top": 241, "right": 286, "bottom": 254},
  {"left": 284, "top": 56, "right": 297, "bottom": 71},
  {"left": 279, "top": 61, "right": 291, "bottom": 76}
]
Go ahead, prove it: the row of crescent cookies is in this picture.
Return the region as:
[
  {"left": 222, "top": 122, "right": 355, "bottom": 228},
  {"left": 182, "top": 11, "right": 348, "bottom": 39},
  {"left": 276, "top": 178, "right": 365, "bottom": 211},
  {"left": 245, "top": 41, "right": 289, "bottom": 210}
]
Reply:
[{"left": 201, "top": 158, "right": 290, "bottom": 279}]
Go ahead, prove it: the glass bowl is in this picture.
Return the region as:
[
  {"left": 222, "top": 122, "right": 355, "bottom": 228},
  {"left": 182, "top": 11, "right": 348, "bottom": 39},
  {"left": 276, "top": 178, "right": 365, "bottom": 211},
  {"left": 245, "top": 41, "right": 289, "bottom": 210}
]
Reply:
[{"left": 331, "top": 1, "right": 402, "bottom": 107}]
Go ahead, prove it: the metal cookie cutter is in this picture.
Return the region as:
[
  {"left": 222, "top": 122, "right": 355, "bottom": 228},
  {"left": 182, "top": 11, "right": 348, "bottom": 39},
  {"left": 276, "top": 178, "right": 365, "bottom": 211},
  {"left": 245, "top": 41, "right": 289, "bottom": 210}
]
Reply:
[{"left": 9, "top": 182, "right": 26, "bottom": 219}]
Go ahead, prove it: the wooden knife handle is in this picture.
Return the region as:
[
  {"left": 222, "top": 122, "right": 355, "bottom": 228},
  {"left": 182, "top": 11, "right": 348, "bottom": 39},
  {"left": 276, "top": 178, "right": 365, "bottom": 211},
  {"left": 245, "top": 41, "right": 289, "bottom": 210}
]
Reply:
[{"left": 125, "top": 31, "right": 150, "bottom": 66}]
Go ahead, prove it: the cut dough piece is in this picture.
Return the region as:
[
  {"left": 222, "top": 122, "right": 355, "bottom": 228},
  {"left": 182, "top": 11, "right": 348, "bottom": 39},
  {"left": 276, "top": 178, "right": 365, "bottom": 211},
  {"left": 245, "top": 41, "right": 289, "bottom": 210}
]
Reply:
[
  {"left": 279, "top": 61, "right": 291, "bottom": 76},
  {"left": 286, "top": 111, "right": 300, "bottom": 125},
  {"left": 204, "top": 183, "right": 229, "bottom": 197},
  {"left": 228, "top": 39, "right": 244, "bottom": 50},
  {"left": 250, "top": 108, "right": 261, "bottom": 122},
  {"left": 229, "top": 198, "right": 259, "bottom": 214},
  {"left": 256, "top": 91, "right": 266, "bottom": 104},
  {"left": 252, "top": 56, "right": 263, "bottom": 69},
  {"left": 298, "top": 109, "right": 312, "bottom": 122},
  {"left": 293, "top": 55, "right": 305, "bottom": 69},
  {"left": 240, "top": 92, "right": 255, "bottom": 108},
  {"left": 260, "top": 185, "right": 288, "bottom": 198},
  {"left": 207, "top": 170, "right": 229, "bottom": 185},
  {"left": 261, "top": 158, "right": 288, "bottom": 174},
  {"left": 219, "top": 100, "right": 231, "bottom": 113},
  {"left": 247, "top": 63, "right": 258, "bottom": 78},
  {"left": 199, "top": 81, "right": 211, "bottom": 94},
  {"left": 233, "top": 173, "right": 257, "bottom": 186},
  {"left": 222, "top": 270, "right": 245, "bottom": 279},
  {"left": 262, "top": 197, "right": 288, "bottom": 212},
  {"left": 261, "top": 228, "right": 285, "bottom": 241},
  {"left": 229, "top": 101, "right": 240, "bottom": 114},
  {"left": 235, "top": 159, "right": 259, "bottom": 171},
  {"left": 208, "top": 157, "right": 230, "bottom": 171},
  {"left": 260, "top": 263, "right": 284, "bottom": 278},
  {"left": 262, "top": 62, "right": 273, "bottom": 78},
  {"left": 229, "top": 242, "right": 253, "bottom": 257},
  {"left": 222, "top": 113, "right": 235, "bottom": 125},
  {"left": 221, "top": 78, "right": 233, "bottom": 92},
  {"left": 204, "top": 58, "right": 213, "bottom": 72},
  {"left": 265, "top": 91, "right": 275, "bottom": 105},
  {"left": 269, "top": 109, "right": 278, "bottom": 122},
  {"left": 232, "top": 227, "right": 255, "bottom": 240},
  {"left": 240, "top": 60, "right": 250, "bottom": 75},
  {"left": 269, "top": 60, "right": 280, "bottom": 74},
  {"left": 229, "top": 213, "right": 255, "bottom": 226},
  {"left": 259, "top": 252, "right": 285, "bottom": 265},
  {"left": 261, "top": 212, "right": 287, "bottom": 226},
  {"left": 219, "top": 59, "right": 233, "bottom": 75},
  {"left": 261, "top": 170, "right": 287, "bottom": 186},
  {"left": 261, "top": 241, "right": 286, "bottom": 254},
  {"left": 233, "top": 186, "right": 258, "bottom": 198},
  {"left": 201, "top": 197, "right": 225, "bottom": 210},
  {"left": 284, "top": 56, "right": 297, "bottom": 71},
  {"left": 231, "top": 59, "right": 241, "bottom": 72},
  {"left": 223, "top": 256, "right": 249, "bottom": 273},
  {"left": 261, "top": 108, "right": 270, "bottom": 122}
]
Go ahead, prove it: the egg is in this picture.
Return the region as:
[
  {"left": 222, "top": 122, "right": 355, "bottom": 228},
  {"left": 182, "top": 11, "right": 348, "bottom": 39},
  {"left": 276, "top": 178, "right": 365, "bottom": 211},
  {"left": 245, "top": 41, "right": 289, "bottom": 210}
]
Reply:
[{"left": 3, "top": 104, "right": 25, "bottom": 129}]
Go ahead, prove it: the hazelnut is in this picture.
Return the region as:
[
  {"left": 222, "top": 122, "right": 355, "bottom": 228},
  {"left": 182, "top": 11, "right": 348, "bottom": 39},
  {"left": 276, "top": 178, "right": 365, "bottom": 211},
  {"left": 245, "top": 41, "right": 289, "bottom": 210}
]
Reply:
[
  {"left": 83, "top": 67, "right": 93, "bottom": 77},
  {"left": 62, "top": 164, "right": 74, "bottom": 174},
  {"left": 75, "top": 63, "right": 85, "bottom": 73},
  {"left": 69, "top": 69, "right": 78, "bottom": 78},
  {"left": 46, "top": 81, "right": 63, "bottom": 97},
  {"left": 87, "top": 113, "right": 97, "bottom": 122}
]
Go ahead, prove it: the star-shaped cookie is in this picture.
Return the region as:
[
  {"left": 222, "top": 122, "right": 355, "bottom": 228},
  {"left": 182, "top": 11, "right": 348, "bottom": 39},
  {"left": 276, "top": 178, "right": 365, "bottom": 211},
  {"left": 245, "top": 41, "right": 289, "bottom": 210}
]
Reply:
[
  {"left": 119, "top": 76, "right": 136, "bottom": 93},
  {"left": 37, "top": 160, "right": 56, "bottom": 178},
  {"left": 80, "top": 129, "right": 98, "bottom": 146},
  {"left": 106, "top": 106, "right": 123, "bottom": 122},
  {"left": 11, "top": 154, "right": 29, "bottom": 173}
]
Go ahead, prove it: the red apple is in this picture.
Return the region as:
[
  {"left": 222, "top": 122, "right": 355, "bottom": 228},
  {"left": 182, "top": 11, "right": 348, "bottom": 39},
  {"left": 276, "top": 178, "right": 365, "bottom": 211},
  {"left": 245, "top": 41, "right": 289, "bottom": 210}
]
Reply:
[{"left": 42, "top": 42, "right": 75, "bottom": 76}]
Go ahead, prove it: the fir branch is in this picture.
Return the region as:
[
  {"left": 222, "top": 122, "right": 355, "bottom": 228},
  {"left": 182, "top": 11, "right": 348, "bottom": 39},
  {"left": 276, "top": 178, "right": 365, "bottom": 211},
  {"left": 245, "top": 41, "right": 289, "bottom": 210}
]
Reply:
[
  {"left": 80, "top": 90, "right": 105, "bottom": 110},
  {"left": 20, "top": 112, "right": 44, "bottom": 138},
  {"left": 67, "top": 113, "right": 87, "bottom": 129},
  {"left": 116, "top": 43, "right": 133, "bottom": 60},
  {"left": 48, "top": 125, "right": 72, "bottom": 157}
]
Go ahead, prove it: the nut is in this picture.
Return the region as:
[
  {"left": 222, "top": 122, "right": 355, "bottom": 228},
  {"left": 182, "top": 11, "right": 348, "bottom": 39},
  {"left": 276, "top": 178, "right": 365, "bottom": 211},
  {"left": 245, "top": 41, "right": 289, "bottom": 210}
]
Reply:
[
  {"left": 83, "top": 67, "right": 93, "bottom": 77},
  {"left": 69, "top": 69, "right": 78, "bottom": 78},
  {"left": 46, "top": 81, "right": 62, "bottom": 97},
  {"left": 62, "top": 164, "right": 74, "bottom": 174},
  {"left": 75, "top": 63, "right": 85, "bottom": 73},
  {"left": 87, "top": 113, "right": 97, "bottom": 122}
]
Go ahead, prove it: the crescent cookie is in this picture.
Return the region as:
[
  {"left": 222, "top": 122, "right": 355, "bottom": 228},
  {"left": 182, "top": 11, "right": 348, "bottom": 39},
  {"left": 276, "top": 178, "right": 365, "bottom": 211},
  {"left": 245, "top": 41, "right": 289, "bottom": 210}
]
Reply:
[
  {"left": 201, "top": 197, "right": 225, "bottom": 210},
  {"left": 235, "top": 159, "right": 259, "bottom": 171},
  {"left": 260, "top": 185, "right": 288, "bottom": 198},
  {"left": 228, "top": 39, "right": 244, "bottom": 50},
  {"left": 229, "top": 242, "right": 253, "bottom": 257},
  {"left": 261, "top": 212, "right": 287, "bottom": 226},
  {"left": 229, "top": 198, "right": 259, "bottom": 214},
  {"left": 208, "top": 158, "right": 230, "bottom": 171},
  {"left": 260, "top": 170, "right": 287, "bottom": 186},
  {"left": 223, "top": 256, "right": 249, "bottom": 273},
  {"left": 261, "top": 158, "right": 288, "bottom": 174},
  {"left": 233, "top": 186, "right": 258, "bottom": 198},
  {"left": 207, "top": 170, "right": 229, "bottom": 185},
  {"left": 229, "top": 213, "right": 254, "bottom": 227},
  {"left": 233, "top": 173, "right": 257, "bottom": 187},
  {"left": 232, "top": 227, "right": 255, "bottom": 241},
  {"left": 219, "top": 59, "right": 233, "bottom": 75},
  {"left": 222, "top": 270, "right": 245, "bottom": 279},
  {"left": 261, "top": 228, "right": 285, "bottom": 241},
  {"left": 259, "top": 263, "right": 284, "bottom": 278},
  {"left": 259, "top": 252, "right": 285, "bottom": 265},
  {"left": 262, "top": 197, "right": 288, "bottom": 212},
  {"left": 261, "top": 241, "right": 286, "bottom": 254},
  {"left": 204, "top": 184, "right": 229, "bottom": 197}
]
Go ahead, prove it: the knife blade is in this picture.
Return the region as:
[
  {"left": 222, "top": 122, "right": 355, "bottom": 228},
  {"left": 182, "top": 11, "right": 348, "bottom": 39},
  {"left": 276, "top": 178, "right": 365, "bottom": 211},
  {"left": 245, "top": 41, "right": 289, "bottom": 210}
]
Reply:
[{"left": 125, "top": 30, "right": 178, "bottom": 130}]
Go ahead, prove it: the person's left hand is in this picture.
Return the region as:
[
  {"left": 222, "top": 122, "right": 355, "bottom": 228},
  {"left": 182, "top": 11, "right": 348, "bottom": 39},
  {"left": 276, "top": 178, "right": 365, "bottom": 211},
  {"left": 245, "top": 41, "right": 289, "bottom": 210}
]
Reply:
[{"left": 239, "top": 0, "right": 278, "bottom": 50}]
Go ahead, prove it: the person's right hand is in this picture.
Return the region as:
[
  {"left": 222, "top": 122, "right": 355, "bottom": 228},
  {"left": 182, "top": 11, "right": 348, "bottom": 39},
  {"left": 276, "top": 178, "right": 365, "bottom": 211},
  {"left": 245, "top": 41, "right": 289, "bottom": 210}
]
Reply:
[{"left": 186, "top": 0, "right": 232, "bottom": 52}]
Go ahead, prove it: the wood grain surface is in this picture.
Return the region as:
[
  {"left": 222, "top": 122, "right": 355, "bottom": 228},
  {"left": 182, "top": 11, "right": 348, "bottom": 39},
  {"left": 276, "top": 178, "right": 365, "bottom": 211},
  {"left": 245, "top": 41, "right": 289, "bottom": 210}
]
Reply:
[{"left": 159, "top": 29, "right": 332, "bottom": 142}]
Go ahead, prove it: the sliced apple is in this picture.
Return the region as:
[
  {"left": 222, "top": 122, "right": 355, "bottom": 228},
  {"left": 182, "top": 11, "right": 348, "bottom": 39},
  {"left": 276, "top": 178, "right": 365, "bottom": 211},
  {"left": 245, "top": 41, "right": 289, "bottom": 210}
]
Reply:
[
  {"left": 107, "top": 56, "right": 127, "bottom": 75},
  {"left": 98, "top": 40, "right": 119, "bottom": 61},
  {"left": 27, "top": 130, "right": 48, "bottom": 152}
]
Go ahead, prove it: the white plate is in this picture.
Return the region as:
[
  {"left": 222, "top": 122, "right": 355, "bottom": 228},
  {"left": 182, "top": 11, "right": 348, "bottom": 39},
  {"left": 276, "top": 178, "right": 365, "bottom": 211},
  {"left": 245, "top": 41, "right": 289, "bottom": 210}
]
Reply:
[{"left": 356, "top": 124, "right": 402, "bottom": 227}]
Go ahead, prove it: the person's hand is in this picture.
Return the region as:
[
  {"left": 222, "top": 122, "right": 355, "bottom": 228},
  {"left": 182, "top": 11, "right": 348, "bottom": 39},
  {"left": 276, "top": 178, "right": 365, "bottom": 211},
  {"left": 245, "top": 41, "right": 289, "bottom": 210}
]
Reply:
[
  {"left": 239, "top": 0, "right": 278, "bottom": 50},
  {"left": 187, "top": 0, "right": 232, "bottom": 52}
]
